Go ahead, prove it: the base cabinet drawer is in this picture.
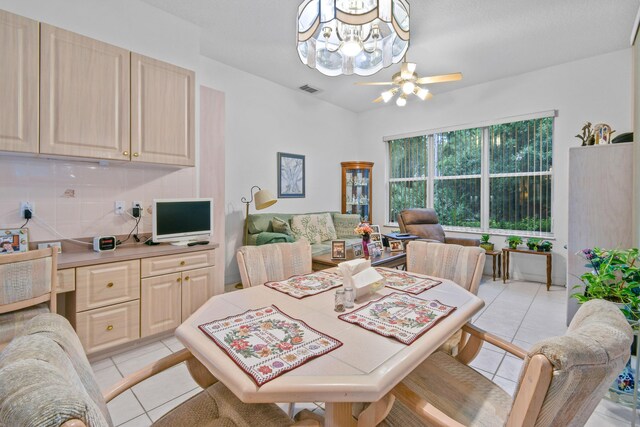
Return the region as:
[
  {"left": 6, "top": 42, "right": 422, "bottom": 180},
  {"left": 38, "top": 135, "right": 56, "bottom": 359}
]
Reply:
[
  {"left": 141, "top": 250, "right": 215, "bottom": 277},
  {"left": 76, "top": 260, "right": 140, "bottom": 311},
  {"left": 76, "top": 300, "right": 139, "bottom": 354},
  {"left": 57, "top": 269, "right": 75, "bottom": 293}
]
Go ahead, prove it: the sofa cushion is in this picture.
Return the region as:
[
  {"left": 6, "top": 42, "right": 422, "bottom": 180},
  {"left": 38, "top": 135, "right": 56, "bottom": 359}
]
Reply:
[
  {"left": 290, "top": 213, "right": 337, "bottom": 244},
  {"left": 271, "top": 217, "right": 292, "bottom": 235},
  {"left": 332, "top": 213, "right": 361, "bottom": 238}
]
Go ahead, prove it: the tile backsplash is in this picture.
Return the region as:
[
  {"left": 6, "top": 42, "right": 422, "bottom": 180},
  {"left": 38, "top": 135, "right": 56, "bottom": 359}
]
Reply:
[{"left": 0, "top": 156, "right": 196, "bottom": 242}]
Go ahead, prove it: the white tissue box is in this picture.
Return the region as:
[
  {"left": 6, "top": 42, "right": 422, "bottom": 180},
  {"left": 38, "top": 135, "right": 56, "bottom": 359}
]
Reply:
[{"left": 352, "top": 267, "right": 384, "bottom": 300}]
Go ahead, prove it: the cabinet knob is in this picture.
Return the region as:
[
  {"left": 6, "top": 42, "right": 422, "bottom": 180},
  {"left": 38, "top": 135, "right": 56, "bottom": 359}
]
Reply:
[
  {"left": 133, "top": 152, "right": 139, "bottom": 157},
  {"left": 177, "top": 277, "right": 182, "bottom": 282},
  {"left": 106, "top": 282, "right": 114, "bottom": 288},
  {"left": 180, "top": 261, "right": 186, "bottom": 266},
  {"left": 184, "top": 276, "right": 189, "bottom": 281},
  {"left": 123, "top": 151, "right": 129, "bottom": 156},
  {"left": 106, "top": 325, "right": 114, "bottom": 331}
]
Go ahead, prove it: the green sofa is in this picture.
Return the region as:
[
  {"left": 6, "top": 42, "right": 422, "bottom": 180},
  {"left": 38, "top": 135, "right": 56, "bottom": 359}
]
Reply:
[{"left": 245, "top": 211, "right": 362, "bottom": 255}]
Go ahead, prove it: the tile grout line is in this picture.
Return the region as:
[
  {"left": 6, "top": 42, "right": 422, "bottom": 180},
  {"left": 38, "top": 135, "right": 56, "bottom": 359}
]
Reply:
[
  {"left": 111, "top": 358, "right": 149, "bottom": 427},
  {"left": 143, "top": 385, "right": 201, "bottom": 422},
  {"left": 490, "top": 283, "right": 543, "bottom": 381}
]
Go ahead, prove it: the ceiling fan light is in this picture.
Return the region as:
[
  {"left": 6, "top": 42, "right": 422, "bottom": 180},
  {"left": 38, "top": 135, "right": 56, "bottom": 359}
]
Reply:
[
  {"left": 401, "top": 62, "right": 416, "bottom": 80},
  {"left": 396, "top": 95, "right": 407, "bottom": 107},
  {"left": 401, "top": 81, "right": 415, "bottom": 95},
  {"left": 415, "top": 86, "right": 430, "bottom": 100},
  {"left": 381, "top": 89, "right": 395, "bottom": 103}
]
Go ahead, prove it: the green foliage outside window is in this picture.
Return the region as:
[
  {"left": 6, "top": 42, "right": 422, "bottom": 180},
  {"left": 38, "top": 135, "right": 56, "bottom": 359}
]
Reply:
[{"left": 388, "top": 117, "right": 553, "bottom": 234}]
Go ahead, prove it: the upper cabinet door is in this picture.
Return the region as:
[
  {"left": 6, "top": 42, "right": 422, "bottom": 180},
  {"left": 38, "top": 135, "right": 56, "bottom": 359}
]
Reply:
[
  {"left": 131, "top": 53, "right": 195, "bottom": 166},
  {"left": 40, "top": 24, "right": 130, "bottom": 160},
  {"left": 0, "top": 10, "right": 38, "bottom": 153}
]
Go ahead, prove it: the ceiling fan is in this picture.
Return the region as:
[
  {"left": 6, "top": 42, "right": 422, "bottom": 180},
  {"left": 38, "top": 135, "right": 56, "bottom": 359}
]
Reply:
[{"left": 355, "top": 62, "right": 462, "bottom": 106}]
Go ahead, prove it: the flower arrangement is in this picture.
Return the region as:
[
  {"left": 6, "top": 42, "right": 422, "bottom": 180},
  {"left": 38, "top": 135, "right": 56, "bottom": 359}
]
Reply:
[
  {"left": 572, "top": 248, "right": 640, "bottom": 323},
  {"left": 354, "top": 224, "right": 374, "bottom": 237}
]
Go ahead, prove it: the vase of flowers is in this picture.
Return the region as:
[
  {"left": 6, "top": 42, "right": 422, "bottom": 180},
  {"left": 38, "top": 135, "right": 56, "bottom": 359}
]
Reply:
[{"left": 354, "top": 223, "right": 374, "bottom": 258}]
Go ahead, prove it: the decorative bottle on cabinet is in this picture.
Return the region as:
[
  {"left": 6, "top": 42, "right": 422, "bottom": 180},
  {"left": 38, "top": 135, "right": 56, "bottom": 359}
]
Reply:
[{"left": 341, "top": 161, "right": 374, "bottom": 222}]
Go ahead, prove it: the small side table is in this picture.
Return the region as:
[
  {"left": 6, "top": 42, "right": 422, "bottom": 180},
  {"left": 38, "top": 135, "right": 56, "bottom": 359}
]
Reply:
[
  {"left": 382, "top": 232, "right": 420, "bottom": 243},
  {"left": 484, "top": 250, "right": 502, "bottom": 281},
  {"left": 502, "top": 247, "right": 552, "bottom": 291}
]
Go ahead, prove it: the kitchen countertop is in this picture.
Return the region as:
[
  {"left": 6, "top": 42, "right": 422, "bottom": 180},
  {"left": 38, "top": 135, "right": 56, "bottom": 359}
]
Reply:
[{"left": 57, "top": 242, "right": 219, "bottom": 269}]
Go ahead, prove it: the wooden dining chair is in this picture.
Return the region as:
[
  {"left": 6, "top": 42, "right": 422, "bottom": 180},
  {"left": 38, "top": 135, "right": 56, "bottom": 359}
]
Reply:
[
  {"left": 0, "top": 313, "right": 320, "bottom": 426},
  {"left": 0, "top": 247, "right": 57, "bottom": 350},
  {"left": 236, "top": 240, "right": 312, "bottom": 287},
  {"left": 406, "top": 241, "right": 485, "bottom": 355},
  {"left": 383, "top": 299, "right": 632, "bottom": 427}
]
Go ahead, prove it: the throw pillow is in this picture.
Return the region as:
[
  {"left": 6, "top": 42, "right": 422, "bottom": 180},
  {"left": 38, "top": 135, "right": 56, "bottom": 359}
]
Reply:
[
  {"left": 271, "top": 216, "right": 292, "bottom": 235},
  {"left": 290, "top": 213, "right": 337, "bottom": 244},
  {"left": 332, "top": 213, "right": 361, "bottom": 238}
]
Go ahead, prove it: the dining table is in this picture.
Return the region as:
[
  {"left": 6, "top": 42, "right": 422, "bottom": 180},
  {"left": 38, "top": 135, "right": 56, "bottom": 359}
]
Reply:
[{"left": 175, "top": 268, "right": 485, "bottom": 426}]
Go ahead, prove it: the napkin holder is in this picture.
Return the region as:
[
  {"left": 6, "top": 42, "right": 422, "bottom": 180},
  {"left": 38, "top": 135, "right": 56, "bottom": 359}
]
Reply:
[
  {"left": 338, "top": 259, "right": 371, "bottom": 289},
  {"left": 351, "top": 267, "right": 385, "bottom": 300}
]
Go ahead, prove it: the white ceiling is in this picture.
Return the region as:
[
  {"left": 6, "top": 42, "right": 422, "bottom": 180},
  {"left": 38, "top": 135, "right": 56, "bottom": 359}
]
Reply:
[{"left": 140, "top": 0, "right": 639, "bottom": 113}]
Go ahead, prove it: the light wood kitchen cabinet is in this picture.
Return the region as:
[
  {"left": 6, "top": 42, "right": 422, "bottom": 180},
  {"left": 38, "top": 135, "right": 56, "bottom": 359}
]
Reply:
[
  {"left": 131, "top": 53, "right": 195, "bottom": 166},
  {"left": 75, "top": 260, "right": 140, "bottom": 312},
  {"left": 56, "top": 268, "right": 76, "bottom": 293},
  {"left": 141, "top": 273, "right": 182, "bottom": 337},
  {"left": 140, "top": 252, "right": 214, "bottom": 334},
  {"left": 40, "top": 24, "right": 130, "bottom": 160},
  {"left": 181, "top": 266, "right": 214, "bottom": 321},
  {"left": 75, "top": 300, "right": 140, "bottom": 354},
  {"left": 0, "top": 10, "right": 39, "bottom": 154}
]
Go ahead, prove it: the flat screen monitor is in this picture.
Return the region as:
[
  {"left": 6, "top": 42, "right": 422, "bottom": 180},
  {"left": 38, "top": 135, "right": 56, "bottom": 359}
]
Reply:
[{"left": 152, "top": 198, "right": 213, "bottom": 245}]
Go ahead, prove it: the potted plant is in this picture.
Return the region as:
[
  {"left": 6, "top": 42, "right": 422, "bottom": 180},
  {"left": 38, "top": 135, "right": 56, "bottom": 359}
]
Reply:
[
  {"left": 526, "top": 237, "right": 542, "bottom": 251},
  {"left": 480, "top": 234, "right": 494, "bottom": 251},
  {"left": 539, "top": 241, "right": 553, "bottom": 252},
  {"left": 572, "top": 248, "right": 640, "bottom": 323},
  {"left": 572, "top": 248, "right": 640, "bottom": 394},
  {"left": 506, "top": 235, "right": 522, "bottom": 249}
]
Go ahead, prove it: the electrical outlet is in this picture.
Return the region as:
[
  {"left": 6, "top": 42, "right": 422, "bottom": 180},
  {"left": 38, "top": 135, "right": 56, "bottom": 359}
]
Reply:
[
  {"left": 132, "top": 201, "right": 142, "bottom": 217},
  {"left": 37, "top": 242, "right": 62, "bottom": 253},
  {"left": 20, "top": 201, "right": 34, "bottom": 218},
  {"left": 115, "top": 201, "right": 125, "bottom": 215}
]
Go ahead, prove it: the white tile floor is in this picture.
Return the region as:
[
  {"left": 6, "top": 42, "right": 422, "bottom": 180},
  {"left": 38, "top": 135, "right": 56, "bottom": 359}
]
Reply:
[{"left": 91, "top": 277, "right": 636, "bottom": 426}]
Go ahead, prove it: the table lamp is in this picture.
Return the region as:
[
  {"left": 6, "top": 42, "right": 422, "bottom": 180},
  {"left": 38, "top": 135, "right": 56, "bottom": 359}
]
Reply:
[{"left": 241, "top": 186, "right": 277, "bottom": 245}]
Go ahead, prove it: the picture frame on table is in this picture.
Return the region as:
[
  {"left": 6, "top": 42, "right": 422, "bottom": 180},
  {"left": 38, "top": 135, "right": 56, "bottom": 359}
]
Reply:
[
  {"left": 370, "top": 225, "right": 381, "bottom": 234},
  {"left": 367, "top": 242, "right": 382, "bottom": 258},
  {"left": 277, "top": 152, "right": 305, "bottom": 198},
  {"left": 331, "top": 240, "right": 346, "bottom": 259},
  {"left": 370, "top": 233, "right": 382, "bottom": 243},
  {"left": 352, "top": 243, "right": 364, "bottom": 258},
  {"left": 389, "top": 240, "right": 404, "bottom": 252},
  {"left": 0, "top": 228, "right": 29, "bottom": 254}
]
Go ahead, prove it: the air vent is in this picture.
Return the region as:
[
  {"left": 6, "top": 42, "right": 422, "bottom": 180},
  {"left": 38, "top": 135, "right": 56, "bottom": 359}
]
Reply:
[{"left": 299, "top": 84, "right": 321, "bottom": 94}]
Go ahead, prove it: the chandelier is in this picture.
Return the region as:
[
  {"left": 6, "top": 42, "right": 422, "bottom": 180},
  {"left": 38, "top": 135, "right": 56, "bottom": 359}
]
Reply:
[{"left": 297, "top": 0, "right": 410, "bottom": 77}]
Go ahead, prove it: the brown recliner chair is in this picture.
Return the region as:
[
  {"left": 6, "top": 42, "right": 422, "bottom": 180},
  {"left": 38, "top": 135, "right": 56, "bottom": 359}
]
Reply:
[{"left": 397, "top": 208, "right": 480, "bottom": 247}]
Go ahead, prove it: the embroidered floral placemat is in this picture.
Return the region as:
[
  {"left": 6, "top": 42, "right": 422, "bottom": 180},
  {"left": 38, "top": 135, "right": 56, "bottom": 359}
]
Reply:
[
  {"left": 264, "top": 271, "right": 343, "bottom": 299},
  {"left": 375, "top": 267, "right": 442, "bottom": 295},
  {"left": 338, "top": 292, "right": 456, "bottom": 345},
  {"left": 199, "top": 305, "right": 342, "bottom": 386}
]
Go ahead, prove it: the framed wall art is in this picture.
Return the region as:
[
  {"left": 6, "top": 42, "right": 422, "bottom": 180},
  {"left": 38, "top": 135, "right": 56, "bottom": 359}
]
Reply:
[
  {"left": 0, "top": 228, "right": 29, "bottom": 254},
  {"left": 278, "top": 152, "right": 305, "bottom": 198}
]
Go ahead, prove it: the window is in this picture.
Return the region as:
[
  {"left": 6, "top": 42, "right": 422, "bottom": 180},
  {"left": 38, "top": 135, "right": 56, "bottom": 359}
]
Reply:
[
  {"left": 387, "top": 114, "right": 553, "bottom": 235},
  {"left": 433, "top": 128, "right": 482, "bottom": 228},
  {"left": 388, "top": 136, "right": 428, "bottom": 223}
]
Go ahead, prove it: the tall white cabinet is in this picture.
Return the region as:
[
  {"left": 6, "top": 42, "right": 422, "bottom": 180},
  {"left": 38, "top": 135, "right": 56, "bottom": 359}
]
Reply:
[{"left": 566, "top": 143, "right": 633, "bottom": 323}]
